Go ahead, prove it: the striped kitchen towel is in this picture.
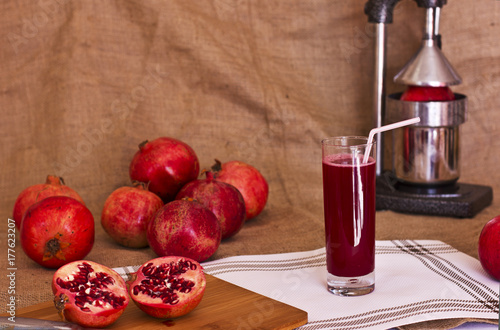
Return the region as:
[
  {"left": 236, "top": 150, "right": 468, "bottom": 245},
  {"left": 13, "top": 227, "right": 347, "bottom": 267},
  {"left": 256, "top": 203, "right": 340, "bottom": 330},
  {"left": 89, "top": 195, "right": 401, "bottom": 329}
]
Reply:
[{"left": 201, "top": 240, "right": 499, "bottom": 329}]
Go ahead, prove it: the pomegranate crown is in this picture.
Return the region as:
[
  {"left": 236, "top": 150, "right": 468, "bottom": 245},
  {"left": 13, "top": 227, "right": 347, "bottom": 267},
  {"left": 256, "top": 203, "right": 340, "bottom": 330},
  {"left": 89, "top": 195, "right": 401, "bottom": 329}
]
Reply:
[{"left": 203, "top": 159, "right": 223, "bottom": 180}]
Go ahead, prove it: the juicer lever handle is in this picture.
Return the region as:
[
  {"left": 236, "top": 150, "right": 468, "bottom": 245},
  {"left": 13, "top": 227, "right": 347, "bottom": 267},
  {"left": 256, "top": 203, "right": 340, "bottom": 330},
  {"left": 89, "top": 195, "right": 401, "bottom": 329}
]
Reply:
[
  {"left": 413, "top": 0, "right": 447, "bottom": 8},
  {"left": 364, "top": 0, "right": 401, "bottom": 24}
]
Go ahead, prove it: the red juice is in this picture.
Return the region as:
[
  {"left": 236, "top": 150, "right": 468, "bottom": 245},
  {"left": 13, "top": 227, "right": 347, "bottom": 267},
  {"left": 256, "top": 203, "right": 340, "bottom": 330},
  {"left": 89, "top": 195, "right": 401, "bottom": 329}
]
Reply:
[{"left": 322, "top": 154, "right": 376, "bottom": 277}]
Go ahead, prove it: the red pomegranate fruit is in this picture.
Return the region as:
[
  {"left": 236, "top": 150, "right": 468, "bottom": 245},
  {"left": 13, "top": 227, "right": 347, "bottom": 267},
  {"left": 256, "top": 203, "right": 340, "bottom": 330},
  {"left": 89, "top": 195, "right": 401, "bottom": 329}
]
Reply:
[
  {"left": 147, "top": 199, "right": 221, "bottom": 262},
  {"left": 101, "top": 182, "right": 164, "bottom": 248},
  {"left": 176, "top": 177, "right": 246, "bottom": 239},
  {"left": 12, "top": 175, "right": 85, "bottom": 229},
  {"left": 478, "top": 215, "right": 500, "bottom": 280},
  {"left": 208, "top": 160, "right": 268, "bottom": 220},
  {"left": 129, "top": 137, "right": 200, "bottom": 203},
  {"left": 20, "top": 196, "right": 95, "bottom": 269},
  {"left": 52, "top": 260, "right": 129, "bottom": 328},
  {"left": 400, "top": 85, "right": 455, "bottom": 102},
  {"left": 129, "top": 256, "right": 206, "bottom": 319}
]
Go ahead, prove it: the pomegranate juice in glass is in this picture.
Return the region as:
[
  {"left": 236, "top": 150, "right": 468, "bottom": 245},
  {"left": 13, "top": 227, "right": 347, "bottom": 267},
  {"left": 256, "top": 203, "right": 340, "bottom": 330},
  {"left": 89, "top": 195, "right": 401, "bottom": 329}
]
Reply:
[{"left": 322, "top": 136, "right": 376, "bottom": 296}]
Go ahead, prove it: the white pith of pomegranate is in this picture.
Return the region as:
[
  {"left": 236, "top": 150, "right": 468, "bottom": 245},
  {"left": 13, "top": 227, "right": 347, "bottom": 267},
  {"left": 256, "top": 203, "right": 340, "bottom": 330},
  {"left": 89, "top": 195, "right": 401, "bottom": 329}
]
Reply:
[
  {"left": 129, "top": 256, "right": 206, "bottom": 319},
  {"left": 52, "top": 260, "right": 129, "bottom": 328}
]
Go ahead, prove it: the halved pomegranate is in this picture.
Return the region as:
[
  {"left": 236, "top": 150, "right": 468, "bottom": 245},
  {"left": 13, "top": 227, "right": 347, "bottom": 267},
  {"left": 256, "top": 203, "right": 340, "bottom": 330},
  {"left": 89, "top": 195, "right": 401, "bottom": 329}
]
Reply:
[
  {"left": 129, "top": 256, "right": 206, "bottom": 319},
  {"left": 52, "top": 260, "right": 129, "bottom": 328},
  {"left": 400, "top": 85, "right": 455, "bottom": 102}
]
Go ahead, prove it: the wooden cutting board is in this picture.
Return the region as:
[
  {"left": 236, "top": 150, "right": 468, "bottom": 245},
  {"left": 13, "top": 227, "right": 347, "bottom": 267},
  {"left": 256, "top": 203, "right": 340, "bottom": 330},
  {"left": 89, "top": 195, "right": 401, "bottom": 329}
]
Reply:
[{"left": 8, "top": 274, "right": 308, "bottom": 329}]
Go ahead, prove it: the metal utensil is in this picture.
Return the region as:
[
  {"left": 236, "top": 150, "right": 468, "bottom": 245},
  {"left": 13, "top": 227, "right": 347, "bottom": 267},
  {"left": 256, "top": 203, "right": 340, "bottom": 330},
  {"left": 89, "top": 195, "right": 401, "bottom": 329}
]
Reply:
[
  {"left": 0, "top": 316, "right": 92, "bottom": 330},
  {"left": 394, "top": 6, "right": 462, "bottom": 87}
]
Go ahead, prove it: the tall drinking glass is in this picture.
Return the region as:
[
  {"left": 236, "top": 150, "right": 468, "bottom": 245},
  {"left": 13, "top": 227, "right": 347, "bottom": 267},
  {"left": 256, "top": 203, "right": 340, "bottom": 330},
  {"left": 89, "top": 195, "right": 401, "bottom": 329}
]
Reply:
[{"left": 322, "top": 136, "right": 376, "bottom": 296}]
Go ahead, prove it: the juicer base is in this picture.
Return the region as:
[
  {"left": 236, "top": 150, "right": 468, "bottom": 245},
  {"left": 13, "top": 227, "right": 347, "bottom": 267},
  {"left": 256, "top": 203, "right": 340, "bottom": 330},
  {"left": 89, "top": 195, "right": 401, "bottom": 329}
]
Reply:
[{"left": 376, "top": 171, "right": 493, "bottom": 218}]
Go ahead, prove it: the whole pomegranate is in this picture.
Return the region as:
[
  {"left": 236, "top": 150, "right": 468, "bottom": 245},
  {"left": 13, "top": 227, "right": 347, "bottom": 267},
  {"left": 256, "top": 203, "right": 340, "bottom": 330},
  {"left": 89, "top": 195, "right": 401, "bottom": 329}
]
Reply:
[
  {"left": 176, "top": 177, "right": 246, "bottom": 239},
  {"left": 129, "top": 137, "right": 200, "bottom": 203},
  {"left": 12, "top": 175, "right": 85, "bottom": 229},
  {"left": 129, "top": 256, "right": 206, "bottom": 319},
  {"left": 208, "top": 160, "right": 268, "bottom": 220},
  {"left": 400, "top": 85, "right": 455, "bottom": 102},
  {"left": 52, "top": 260, "right": 129, "bottom": 328},
  {"left": 101, "top": 182, "right": 164, "bottom": 248},
  {"left": 478, "top": 215, "right": 500, "bottom": 280},
  {"left": 147, "top": 199, "right": 221, "bottom": 262},
  {"left": 20, "top": 196, "right": 95, "bottom": 268}
]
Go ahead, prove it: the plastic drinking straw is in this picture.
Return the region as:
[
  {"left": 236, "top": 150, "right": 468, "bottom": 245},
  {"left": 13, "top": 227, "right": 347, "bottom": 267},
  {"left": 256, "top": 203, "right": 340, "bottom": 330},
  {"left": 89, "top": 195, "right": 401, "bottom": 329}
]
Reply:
[{"left": 362, "top": 117, "right": 421, "bottom": 164}]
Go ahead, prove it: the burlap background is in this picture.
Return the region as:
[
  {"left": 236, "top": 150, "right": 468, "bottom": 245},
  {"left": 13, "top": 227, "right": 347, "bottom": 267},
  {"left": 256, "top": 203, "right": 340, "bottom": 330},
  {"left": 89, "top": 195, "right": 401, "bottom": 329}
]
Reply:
[{"left": 1, "top": 0, "right": 499, "bottom": 328}]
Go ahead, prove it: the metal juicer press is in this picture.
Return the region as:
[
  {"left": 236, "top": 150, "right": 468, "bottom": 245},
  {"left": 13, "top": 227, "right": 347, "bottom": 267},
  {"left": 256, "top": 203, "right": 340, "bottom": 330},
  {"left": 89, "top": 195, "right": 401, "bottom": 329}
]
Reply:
[{"left": 364, "top": 0, "right": 493, "bottom": 218}]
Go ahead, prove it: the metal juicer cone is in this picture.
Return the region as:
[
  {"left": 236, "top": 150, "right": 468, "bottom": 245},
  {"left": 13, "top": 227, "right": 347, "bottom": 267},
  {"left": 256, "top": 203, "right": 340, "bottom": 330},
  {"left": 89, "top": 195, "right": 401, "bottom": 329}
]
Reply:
[
  {"left": 394, "top": 7, "right": 462, "bottom": 87},
  {"left": 394, "top": 38, "right": 462, "bottom": 87}
]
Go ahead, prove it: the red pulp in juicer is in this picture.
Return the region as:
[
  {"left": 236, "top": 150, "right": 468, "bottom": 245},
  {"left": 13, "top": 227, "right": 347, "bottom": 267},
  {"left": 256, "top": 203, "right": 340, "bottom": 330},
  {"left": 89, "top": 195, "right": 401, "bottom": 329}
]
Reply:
[{"left": 400, "top": 85, "right": 455, "bottom": 102}]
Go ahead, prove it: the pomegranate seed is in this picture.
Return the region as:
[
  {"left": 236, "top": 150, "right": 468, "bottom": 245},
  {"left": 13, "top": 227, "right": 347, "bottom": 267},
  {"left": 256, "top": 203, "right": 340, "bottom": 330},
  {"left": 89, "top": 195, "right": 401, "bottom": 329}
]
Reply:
[
  {"left": 56, "top": 262, "right": 126, "bottom": 311},
  {"left": 132, "top": 260, "right": 198, "bottom": 306}
]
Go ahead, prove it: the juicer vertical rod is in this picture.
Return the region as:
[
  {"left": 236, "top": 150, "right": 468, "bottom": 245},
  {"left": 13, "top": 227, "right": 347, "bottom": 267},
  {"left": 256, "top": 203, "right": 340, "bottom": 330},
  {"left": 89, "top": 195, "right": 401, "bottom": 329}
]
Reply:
[
  {"left": 424, "top": 7, "right": 435, "bottom": 44},
  {"left": 373, "top": 23, "right": 386, "bottom": 176},
  {"left": 364, "top": 0, "right": 401, "bottom": 175},
  {"left": 433, "top": 7, "right": 440, "bottom": 35},
  {"left": 433, "top": 7, "right": 442, "bottom": 49}
]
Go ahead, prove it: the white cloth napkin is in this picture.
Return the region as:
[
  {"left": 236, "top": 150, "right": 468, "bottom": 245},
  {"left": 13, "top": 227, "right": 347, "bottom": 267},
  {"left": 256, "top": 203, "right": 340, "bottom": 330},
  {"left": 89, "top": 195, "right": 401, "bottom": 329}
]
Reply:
[{"left": 199, "top": 240, "right": 499, "bottom": 330}]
